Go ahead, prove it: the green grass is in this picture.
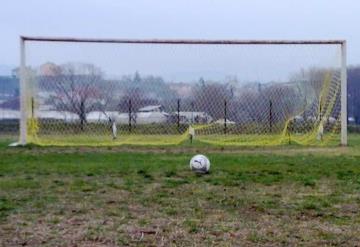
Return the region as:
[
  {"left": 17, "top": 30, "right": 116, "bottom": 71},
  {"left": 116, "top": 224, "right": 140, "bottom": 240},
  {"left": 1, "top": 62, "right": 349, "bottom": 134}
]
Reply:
[{"left": 0, "top": 137, "right": 359, "bottom": 245}]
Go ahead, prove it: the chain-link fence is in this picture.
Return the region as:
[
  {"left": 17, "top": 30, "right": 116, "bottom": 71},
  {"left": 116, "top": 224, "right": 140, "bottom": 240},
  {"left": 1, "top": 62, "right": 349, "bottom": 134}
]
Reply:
[{"left": 19, "top": 38, "right": 344, "bottom": 146}]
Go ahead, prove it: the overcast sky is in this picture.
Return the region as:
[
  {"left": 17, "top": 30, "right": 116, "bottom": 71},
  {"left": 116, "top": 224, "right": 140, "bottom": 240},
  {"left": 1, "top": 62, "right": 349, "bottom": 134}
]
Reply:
[{"left": 0, "top": 0, "right": 359, "bottom": 81}]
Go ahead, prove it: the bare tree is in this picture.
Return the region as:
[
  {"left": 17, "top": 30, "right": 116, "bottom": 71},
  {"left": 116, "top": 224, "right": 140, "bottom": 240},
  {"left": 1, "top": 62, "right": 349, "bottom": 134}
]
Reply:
[
  {"left": 192, "top": 83, "right": 231, "bottom": 121},
  {"left": 43, "top": 63, "right": 105, "bottom": 130},
  {"left": 118, "top": 88, "right": 159, "bottom": 112}
]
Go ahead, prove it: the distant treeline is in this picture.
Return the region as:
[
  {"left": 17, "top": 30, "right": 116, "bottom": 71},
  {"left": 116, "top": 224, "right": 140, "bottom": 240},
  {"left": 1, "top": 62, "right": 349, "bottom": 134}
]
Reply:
[
  {"left": 348, "top": 66, "right": 360, "bottom": 124},
  {"left": 1, "top": 66, "right": 360, "bottom": 125}
]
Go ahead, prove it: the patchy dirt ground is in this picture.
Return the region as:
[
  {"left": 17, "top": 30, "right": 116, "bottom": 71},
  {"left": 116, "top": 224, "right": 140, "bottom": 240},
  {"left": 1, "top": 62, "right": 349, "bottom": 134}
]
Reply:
[{"left": 0, "top": 143, "right": 359, "bottom": 246}]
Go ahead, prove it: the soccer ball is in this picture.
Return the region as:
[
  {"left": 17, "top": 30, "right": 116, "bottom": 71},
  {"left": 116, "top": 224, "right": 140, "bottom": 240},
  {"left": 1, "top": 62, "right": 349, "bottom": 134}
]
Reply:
[{"left": 190, "top": 154, "right": 210, "bottom": 174}]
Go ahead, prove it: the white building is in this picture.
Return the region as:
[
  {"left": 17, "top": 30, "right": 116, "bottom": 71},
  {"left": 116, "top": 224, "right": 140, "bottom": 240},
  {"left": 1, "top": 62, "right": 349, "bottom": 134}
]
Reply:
[
  {"left": 117, "top": 105, "right": 169, "bottom": 124},
  {"left": 214, "top": 118, "right": 236, "bottom": 125},
  {"left": 138, "top": 105, "right": 164, "bottom": 112},
  {"left": 174, "top": 112, "right": 213, "bottom": 124}
]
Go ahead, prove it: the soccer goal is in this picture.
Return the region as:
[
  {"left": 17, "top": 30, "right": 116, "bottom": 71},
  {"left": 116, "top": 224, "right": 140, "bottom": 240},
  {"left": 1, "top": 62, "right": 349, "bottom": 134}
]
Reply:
[{"left": 18, "top": 36, "right": 347, "bottom": 146}]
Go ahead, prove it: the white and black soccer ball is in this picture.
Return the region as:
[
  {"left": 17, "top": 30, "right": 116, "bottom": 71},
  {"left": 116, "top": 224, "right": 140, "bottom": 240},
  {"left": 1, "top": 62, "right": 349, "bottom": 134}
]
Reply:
[{"left": 190, "top": 154, "right": 210, "bottom": 174}]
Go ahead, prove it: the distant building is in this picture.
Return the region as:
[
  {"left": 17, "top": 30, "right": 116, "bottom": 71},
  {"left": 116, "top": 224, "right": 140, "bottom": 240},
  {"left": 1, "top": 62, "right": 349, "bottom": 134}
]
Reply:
[
  {"left": 214, "top": 118, "right": 235, "bottom": 125},
  {"left": 116, "top": 105, "right": 169, "bottom": 124},
  {"left": 138, "top": 105, "right": 164, "bottom": 112},
  {"left": 171, "top": 111, "right": 213, "bottom": 124},
  {"left": 348, "top": 117, "right": 355, "bottom": 124},
  {"left": 39, "top": 62, "right": 62, "bottom": 76}
]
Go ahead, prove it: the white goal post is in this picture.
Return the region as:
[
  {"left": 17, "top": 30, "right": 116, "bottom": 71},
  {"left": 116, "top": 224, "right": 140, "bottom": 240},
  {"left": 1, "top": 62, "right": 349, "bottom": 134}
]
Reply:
[{"left": 18, "top": 36, "right": 347, "bottom": 146}]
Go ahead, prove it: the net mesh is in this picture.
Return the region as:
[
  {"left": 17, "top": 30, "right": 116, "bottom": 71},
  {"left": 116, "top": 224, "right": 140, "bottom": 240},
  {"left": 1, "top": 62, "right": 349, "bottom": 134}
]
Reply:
[{"left": 22, "top": 40, "right": 342, "bottom": 146}]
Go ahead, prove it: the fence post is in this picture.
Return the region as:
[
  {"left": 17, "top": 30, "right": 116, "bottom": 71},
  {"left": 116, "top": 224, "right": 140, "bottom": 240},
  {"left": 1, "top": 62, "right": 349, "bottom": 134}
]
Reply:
[
  {"left": 128, "top": 99, "right": 132, "bottom": 133},
  {"left": 224, "top": 100, "right": 227, "bottom": 134},
  {"left": 191, "top": 101, "right": 194, "bottom": 123},
  {"left": 31, "top": 97, "right": 34, "bottom": 118},
  {"left": 177, "top": 99, "right": 180, "bottom": 132},
  {"left": 269, "top": 100, "right": 273, "bottom": 133}
]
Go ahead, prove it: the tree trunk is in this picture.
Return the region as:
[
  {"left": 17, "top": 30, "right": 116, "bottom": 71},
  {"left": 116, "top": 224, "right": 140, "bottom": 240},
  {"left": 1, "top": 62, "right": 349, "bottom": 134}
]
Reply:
[{"left": 79, "top": 101, "right": 86, "bottom": 131}]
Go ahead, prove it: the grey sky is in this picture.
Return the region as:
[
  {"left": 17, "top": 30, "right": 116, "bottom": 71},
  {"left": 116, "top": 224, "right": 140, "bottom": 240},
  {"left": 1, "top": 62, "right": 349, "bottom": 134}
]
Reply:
[{"left": 0, "top": 0, "right": 359, "bottom": 81}]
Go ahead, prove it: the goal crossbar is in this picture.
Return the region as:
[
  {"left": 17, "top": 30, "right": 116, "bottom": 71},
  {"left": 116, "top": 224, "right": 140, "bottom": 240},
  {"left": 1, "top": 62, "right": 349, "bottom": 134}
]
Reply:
[{"left": 21, "top": 36, "right": 345, "bottom": 45}]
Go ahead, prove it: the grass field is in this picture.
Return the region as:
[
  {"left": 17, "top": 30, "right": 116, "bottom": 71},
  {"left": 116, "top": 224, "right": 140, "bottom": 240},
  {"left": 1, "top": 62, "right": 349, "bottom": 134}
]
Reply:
[{"left": 0, "top": 136, "right": 359, "bottom": 246}]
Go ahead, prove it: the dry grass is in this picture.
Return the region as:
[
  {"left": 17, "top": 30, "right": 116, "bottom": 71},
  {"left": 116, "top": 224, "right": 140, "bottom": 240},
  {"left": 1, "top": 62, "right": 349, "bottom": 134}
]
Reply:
[{"left": 0, "top": 139, "right": 359, "bottom": 246}]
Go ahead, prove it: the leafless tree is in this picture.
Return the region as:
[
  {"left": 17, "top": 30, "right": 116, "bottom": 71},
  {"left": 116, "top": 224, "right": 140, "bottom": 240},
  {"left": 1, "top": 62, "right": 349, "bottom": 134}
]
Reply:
[
  {"left": 44, "top": 63, "right": 106, "bottom": 130},
  {"left": 192, "top": 83, "right": 231, "bottom": 121}
]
